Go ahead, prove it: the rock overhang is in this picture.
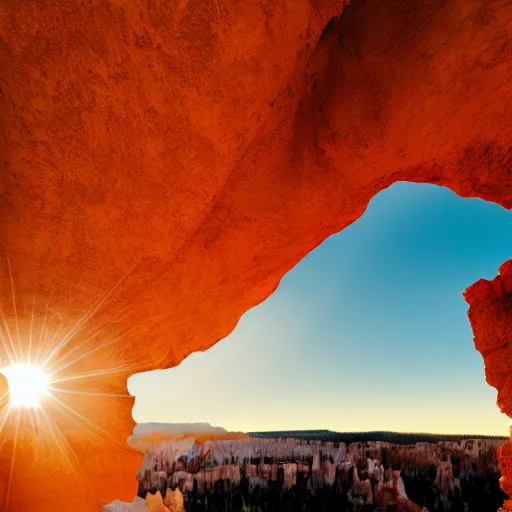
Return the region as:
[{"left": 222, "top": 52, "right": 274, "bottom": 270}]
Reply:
[{"left": 1, "top": 0, "right": 512, "bottom": 509}]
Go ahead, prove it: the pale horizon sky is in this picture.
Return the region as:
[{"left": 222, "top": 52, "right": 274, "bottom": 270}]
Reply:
[{"left": 129, "top": 182, "right": 512, "bottom": 436}]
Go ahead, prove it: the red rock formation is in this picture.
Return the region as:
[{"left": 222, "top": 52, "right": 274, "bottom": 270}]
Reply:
[
  {"left": 1, "top": 0, "right": 512, "bottom": 510},
  {"left": 137, "top": 435, "right": 503, "bottom": 499},
  {"left": 465, "top": 261, "right": 512, "bottom": 509}
]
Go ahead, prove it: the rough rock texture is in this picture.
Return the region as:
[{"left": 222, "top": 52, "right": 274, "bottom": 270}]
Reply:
[
  {"left": 465, "top": 262, "right": 512, "bottom": 421},
  {"left": 1, "top": 0, "right": 512, "bottom": 510},
  {"left": 465, "top": 261, "right": 512, "bottom": 509},
  {"left": 144, "top": 489, "right": 184, "bottom": 512}
]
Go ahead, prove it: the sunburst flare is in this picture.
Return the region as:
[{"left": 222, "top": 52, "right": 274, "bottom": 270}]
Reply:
[{"left": 0, "top": 256, "right": 143, "bottom": 510}]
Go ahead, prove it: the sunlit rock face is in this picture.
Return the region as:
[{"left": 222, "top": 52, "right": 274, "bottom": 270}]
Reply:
[
  {"left": 145, "top": 491, "right": 169, "bottom": 512},
  {"left": 1, "top": 0, "right": 512, "bottom": 510},
  {"left": 144, "top": 489, "right": 184, "bottom": 512},
  {"left": 163, "top": 488, "right": 184, "bottom": 512}
]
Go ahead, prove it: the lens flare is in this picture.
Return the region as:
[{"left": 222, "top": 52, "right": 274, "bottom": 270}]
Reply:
[{"left": 1, "top": 364, "right": 50, "bottom": 409}]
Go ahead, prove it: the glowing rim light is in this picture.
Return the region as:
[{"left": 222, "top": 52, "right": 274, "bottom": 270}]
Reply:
[{"left": 1, "top": 364, "right": 51, "bottom": 409}]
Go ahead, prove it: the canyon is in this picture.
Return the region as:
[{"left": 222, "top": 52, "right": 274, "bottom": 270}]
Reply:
[
  {"left": 112, "top": 431, "right": 507, "bottom": 511},
  {"left": 2, "top": 0, "right": 512, "bottom": 510}
]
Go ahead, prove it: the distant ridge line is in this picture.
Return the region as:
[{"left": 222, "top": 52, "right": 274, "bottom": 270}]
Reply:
[
  {"left": 248, "top": 430, "right": 508, "bottom": 444},
  {"left": 131, "top": 424, "right": 508, "bottom": 445}
]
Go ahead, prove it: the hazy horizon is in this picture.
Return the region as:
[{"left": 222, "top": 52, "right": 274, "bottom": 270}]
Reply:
[{"left": 133, "top": 421, "right": 508, "bottom": 438}]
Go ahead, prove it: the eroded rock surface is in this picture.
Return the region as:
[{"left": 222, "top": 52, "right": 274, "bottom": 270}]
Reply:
[
  {"left": 465, "top": 261, "right": 512, "bottom": 508},
  {"left": 137, "top": 436, "right": 504, "bottom": 493},
  {"left": 1, "top": 0, "right": 512, "bottom": 509},
  {"left": 134, "top": 434, "right": 503, "bottom": 510}
]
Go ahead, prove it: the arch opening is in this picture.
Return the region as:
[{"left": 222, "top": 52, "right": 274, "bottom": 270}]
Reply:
[
  {"left": 130, "top": 183, "right": 512, "bottom": 437},
  {"left": 127, "top": 183, "right": 512, "bottom": 511}
]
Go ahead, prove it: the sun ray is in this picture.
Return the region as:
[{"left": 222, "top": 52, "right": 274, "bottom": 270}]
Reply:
[
  {"left": 39, "top": 411, "right": 100, "bottom": 506},
  {"left": 0, "top": 391, "right": 9, "bottom": 403},
  {"left": 0, "top": 327, "right": 15, "bottom": 365},
  {"left": 27, "top": 409, "right": 42, "bottom": 464},
  {"left": 40, "top": 261, "right": 141, "bottom": 368},
  {"left": 40, "top": 408, "right": 99, "bottom": 505},
  {"left": 51, "top": 332, "right": 129, "bottom": 375},
  {"left": 6, "top": 256, "right": 22, "bottom": 362},
  {"left": 34, "top": 297, "right": 52, "bottom": 366},
  {"left": 38, "top": 312, "right": 71, "bottom": 367},
  {"left": 0, "top": 264, "right": 143, "bottom": 510},
  {"left": 31, "top": 409, "right": 53, "bottom": 455},
  {"left": 0, "top": 398, "right": 12, "bottom": 437},
  {"left": 28, "top": 283, "right": 37, "bottom": 365},
  {"left": 49, "top": 364, "right": 137, "bottom": 385},
  {"left": 38, "top": 315, "right": 80, "bottom": 373},
  {"left": 0, "top": 259, "right": 147, "bottom": 512},
  {"left": 48, "top": 394, "right": 127, "bottom": 449},
  {"left": 49, "top": 306, "right": 137, "bottom": 370},
  {"left": 48, "top": 387, "right": 133, "bottom": 399},
  {"left": 56, "top": 322, "right": 109, "bottom": 356},
  {"left": 48, "top": 322, "right": 118, "bottom": 372},
  {"left": 0, "top": 409, "right": 12, "bottom": 454},
  {"left": 0, "top": 402, "right": 12, "bottom": 431},
  {"left": 0, "top": 307, "right": 19, "bottom": 364},
  {"left": 5, "top": 411, "right": 20, "bottom": 510},
  {"left": 39, "top": 408, "right": 79, "bottom": 473}
]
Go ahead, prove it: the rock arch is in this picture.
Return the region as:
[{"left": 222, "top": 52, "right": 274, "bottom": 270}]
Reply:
[{"left": 1, "top": 0, "right": 512, "bottom": 509}]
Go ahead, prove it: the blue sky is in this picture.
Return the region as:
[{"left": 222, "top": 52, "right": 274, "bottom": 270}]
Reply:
[{"left": 130, "top": 182, "right": 512, "bottom": 435}]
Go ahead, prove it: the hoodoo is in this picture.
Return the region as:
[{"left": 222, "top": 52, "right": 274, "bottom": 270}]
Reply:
[{"left": 1, "top": 0, "right": 512, "bottom": 509}]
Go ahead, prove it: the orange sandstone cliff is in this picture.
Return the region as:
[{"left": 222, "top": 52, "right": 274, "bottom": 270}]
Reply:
[{"left": 1, "top": 0, "right": 512, "bottom": 510}]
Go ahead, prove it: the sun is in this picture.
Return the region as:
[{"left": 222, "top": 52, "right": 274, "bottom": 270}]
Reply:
[{"left": 1, "top": 364, "right": 51, "bottom": 409}]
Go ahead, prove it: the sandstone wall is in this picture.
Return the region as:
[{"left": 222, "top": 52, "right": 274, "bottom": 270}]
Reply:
[{"left": 1, "top": 0, "right": 512, "bottom": 509}]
